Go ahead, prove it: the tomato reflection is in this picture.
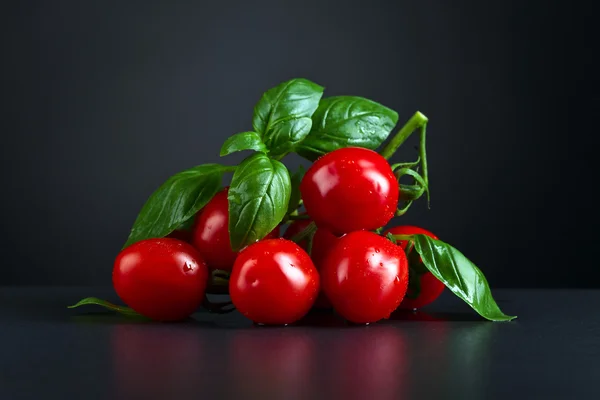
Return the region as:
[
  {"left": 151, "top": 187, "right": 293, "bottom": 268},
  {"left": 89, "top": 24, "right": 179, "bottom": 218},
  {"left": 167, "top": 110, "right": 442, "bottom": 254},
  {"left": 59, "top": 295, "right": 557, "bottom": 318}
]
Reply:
[
  {"left": 111, "top": 325, "right": 207, "bottom": 398},
  {"left": 229, "top": 328, "right": 315, "bottom": 399},
  {"left": 323, "top": 325, "right": 408, "bottom": 400}
]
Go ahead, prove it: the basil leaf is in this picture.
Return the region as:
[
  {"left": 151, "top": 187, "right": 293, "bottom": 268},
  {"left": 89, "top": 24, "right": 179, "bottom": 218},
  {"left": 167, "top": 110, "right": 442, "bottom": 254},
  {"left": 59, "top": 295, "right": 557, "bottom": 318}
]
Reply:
[
  {"left": 123, "top": 164, "right": 225, "bottom": 248},
  {"left": 68, "top": 297, "right": 145, "bottom": 318},
  {"left": 286, "top": 165, "right": 305, "bottom": 215},
  {"left": 412, "top": 235, "right": 516, "bottom": 322},
  {"left": 228, "top": 153, "right": 291, "bottom": 251},
  {"left": 296, "top": 96, "right": 399, "bottom": 161},
  {"left": 252, "top": 78, "right": 324, "bottom": 157},
  {"left": 263, "top": 117, "right": 313, "bottom": 157},
  {"left": 220, "top": 131, "right": 267, "bottom": 156}
]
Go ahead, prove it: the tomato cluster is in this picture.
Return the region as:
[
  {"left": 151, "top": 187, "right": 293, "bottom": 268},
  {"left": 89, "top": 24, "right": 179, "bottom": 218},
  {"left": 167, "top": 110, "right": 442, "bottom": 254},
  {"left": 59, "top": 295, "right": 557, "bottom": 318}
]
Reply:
[{"left": 112, "top": 147, "right": 445, "bottom": 324}]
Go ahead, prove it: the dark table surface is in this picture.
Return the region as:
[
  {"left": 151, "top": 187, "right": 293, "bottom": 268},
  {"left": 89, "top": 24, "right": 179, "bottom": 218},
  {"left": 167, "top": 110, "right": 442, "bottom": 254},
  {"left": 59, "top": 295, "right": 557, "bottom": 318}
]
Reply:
[{"left": 1, "top": 287, "right": 598, "bottom": 400}]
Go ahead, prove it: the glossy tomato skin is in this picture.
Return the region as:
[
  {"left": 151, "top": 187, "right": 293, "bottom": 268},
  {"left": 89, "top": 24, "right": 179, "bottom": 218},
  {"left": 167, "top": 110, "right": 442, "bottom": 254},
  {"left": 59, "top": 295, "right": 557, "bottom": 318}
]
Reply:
[
  {"left": 300, "top": 147, "right": 398, "bottom": 235},
  {"left": 321, "top": 231, "right": 408, "bottom": 324},
  {"left": 385, "top": 226, "right": 445, "bottom": 310},
  {"left": 113, "top": 238, "right": 208, "bottom": 321},
  {"left": 229, "top": 239, "right": 320, "bottom": 325},
  {"left": 284, "top": 220, "right": 339, "bottom": 309},
  {"left": 192, "top": 188, "right": 278, "bottom": 271}
]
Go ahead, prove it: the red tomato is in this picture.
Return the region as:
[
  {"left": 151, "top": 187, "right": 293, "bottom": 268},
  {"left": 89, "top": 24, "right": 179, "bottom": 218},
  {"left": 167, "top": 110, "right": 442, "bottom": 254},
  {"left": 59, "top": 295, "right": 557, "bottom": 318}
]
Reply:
[
  {"left": 384, "top": 225, "right": 445, "bottom": 310},
  {"left": 113, "top": 238, "right": 208, "bottom": 321},
  {"left": 284, "top": 220, "right": 338, "bottom": 309},
  {"left": 321, "top": 231, "right": 408, "bottom": 324},
  {"left": 191, "top": 188, "right": 278, "bottom": 271},
  {"left": 300, "top": 147, "right": 399, "bottom": 235},
  {"left": 229, "top": 239, "right": 320, "bottom": 325}
]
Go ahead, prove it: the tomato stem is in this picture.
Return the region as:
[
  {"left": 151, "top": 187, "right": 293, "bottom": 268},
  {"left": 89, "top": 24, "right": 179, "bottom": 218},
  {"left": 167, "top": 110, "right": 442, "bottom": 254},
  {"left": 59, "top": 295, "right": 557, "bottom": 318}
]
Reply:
[
  {"left": 381, "top": 111, "right": 430, "bottom": 206},
  {"left": 290, "top": 221, "right": 317, "bottom": 245},
  {"left": 380, "top": 111, "right": 428, "bottom": 160},
  {"left": 391, "top": 234, "right": 414, "bottom": 242},
  {"left": 395, "top": 201, "right": 413, "bottom": 217}
]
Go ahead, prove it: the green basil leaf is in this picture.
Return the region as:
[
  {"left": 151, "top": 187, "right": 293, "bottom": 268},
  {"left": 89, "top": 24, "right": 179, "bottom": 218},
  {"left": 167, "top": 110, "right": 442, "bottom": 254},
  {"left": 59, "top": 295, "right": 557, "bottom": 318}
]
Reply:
[
  {"left": 123, "top": 164, "right": 225, "bottom": 248},
  {"left": 286, "top": 164, "right": 306, "bottom": 215},
  {"left": 413, "top": 235, "right": 516, "bottom": 321},
  {"left": 263, "top": 117, "right": 313, "bottom": 157},
  {"left": 220, "top": 131, "right": 267, "bottom": 156},
  {"left": 252, "top": 78, "right": 324, "bottom": 157},
  {"left": 68, "top": 297, "right": 145, "bottom": 318},
  {"left": 296, "top": 96, "right": 399, "bottom": 161},
  {"left": 228, "top": 153, "right": 291, "bottom": 251}
]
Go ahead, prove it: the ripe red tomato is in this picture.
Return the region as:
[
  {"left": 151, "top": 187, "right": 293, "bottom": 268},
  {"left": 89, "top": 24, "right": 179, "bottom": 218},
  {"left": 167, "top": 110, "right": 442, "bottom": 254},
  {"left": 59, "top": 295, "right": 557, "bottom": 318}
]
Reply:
[
  {"left": 191, "top": 188, "right": 278, "bottom": 271},
  {"left": 300, "top": 147, "right": 398, "bottom": 235},
  {"left": 229, "top": 239, "right": 320, "bottom": 325},
  {"left": 321, "top": 231, "right": 408, "bottom": 324},
  {"left": 113, "top": 238, "right": 208, "bottom": 321},
  {"left": 385, "top": 225, "right": 445, "bottom": 310},
  {"left": 284, "top": 220, "right": 339, "bottom": 309}
]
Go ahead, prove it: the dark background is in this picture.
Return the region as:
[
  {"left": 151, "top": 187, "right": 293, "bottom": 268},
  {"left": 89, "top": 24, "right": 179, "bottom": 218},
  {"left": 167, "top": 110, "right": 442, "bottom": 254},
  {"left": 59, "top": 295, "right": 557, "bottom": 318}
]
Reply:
[{"left": 1, "top": 0, "right": 597, "bottom": 287}]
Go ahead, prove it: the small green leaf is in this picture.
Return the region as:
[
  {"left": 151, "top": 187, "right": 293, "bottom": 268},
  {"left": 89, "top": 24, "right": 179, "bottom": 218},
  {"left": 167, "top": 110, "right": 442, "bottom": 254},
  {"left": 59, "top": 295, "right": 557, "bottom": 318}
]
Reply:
[
  {"left": 252, "top": 78, "right": 324, "bottom": 158},
  {"left": 412, "top": 235, "right": 516, "bottom": 321},
  {"left": 220, "top": 131, "right": 267, "bottom": 156},
  {"left": 286, "top": 165, "right": 305, "bottom": 216},
  {"left": 123, "top": 164, "right": 226, "bottom": 248},
  {"left": 228, "top": 153, "right": 291, "bottom": 251},
  {"left": 68, "top": 297, "right": 144, "bottom": 318},
  {"left": 297, "top": 96, "right": 399, "bottom": 161}
]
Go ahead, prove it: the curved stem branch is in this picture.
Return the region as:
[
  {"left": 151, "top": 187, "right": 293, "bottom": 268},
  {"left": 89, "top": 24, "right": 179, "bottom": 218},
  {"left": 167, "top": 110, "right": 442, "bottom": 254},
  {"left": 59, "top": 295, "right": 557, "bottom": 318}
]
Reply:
[{"left": 380, "top": 111, "right": 428, "bottom": 160}]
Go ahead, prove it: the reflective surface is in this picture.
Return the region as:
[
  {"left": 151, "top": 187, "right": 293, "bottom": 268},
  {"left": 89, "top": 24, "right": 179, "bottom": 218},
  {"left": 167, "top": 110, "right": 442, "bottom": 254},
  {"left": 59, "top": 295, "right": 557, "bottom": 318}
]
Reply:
[{"left": 1, "top": 288, "right": 598, "bottom": 399}]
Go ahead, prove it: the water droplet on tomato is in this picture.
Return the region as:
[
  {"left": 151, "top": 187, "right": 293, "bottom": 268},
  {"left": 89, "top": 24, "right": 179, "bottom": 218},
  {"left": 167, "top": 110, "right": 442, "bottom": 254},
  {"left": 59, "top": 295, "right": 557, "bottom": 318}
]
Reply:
[
  {"left": 379, "top": 262, "right": 383, "bottom": 267},
  {"left": 182, "top": 262, "right": 193, "bottom": 273}
]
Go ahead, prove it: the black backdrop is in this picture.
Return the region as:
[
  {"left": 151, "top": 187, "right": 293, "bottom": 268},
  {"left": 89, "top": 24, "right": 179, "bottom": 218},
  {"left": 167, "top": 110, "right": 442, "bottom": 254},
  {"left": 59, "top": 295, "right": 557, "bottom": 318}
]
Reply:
[{"left": 1, "top": 0, "right": 597, "bottom": 287}]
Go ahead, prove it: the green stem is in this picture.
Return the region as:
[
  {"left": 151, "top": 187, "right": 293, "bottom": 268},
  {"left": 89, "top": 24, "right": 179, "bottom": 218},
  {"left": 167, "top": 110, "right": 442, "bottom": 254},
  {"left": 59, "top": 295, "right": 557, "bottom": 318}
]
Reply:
[
  {"left": 395, "top": 201, "right": 413, "bottom": 217},
  {"left": 391, "top": 234, "right": 414, "bottom": 242},
  {"left": 380, "top": 111, "right": 429, "bottom": 206},
  {"left": 380, "top": 111, "right": 428, "bottom": 160},
  {"left": 290, "top": 221, "right": 317, "bottom": 244}
]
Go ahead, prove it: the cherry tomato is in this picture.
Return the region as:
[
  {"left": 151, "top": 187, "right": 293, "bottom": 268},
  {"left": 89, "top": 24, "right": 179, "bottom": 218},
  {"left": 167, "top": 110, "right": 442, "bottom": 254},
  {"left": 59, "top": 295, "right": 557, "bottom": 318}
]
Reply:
[
  {"left": 300, "top": 147, "right": 398, "bottom": 235},
  {"left": 191, "top": 188, "right": 278, "bottom": 271},
  {"left": 113, "top": 238, "right": 208, "bottom": 321},
  {"left": 229, "top": 239, "right": 320, "bottom": 325},
  {"left": 385, "top": 225, "right": 445, "bottom": 310},
  {"left": 321, "top": 231, "right": 408, "bottom": 324},
  {"left": 284, "top": 220, "right": 339, "bottom": 309}
]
